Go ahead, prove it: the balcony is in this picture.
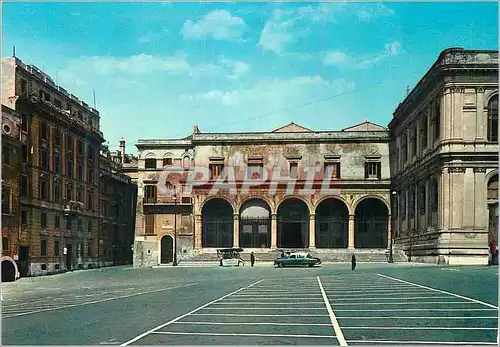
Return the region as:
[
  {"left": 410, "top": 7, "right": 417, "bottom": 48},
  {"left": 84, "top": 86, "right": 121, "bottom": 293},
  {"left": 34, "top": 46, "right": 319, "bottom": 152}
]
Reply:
[{"left": 143, "top": 197, "right": 157, "bottom": 204}]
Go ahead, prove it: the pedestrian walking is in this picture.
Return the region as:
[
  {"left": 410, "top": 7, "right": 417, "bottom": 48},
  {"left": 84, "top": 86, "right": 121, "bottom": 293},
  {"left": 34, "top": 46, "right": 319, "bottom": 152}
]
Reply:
[
  {"left": 351, "top": 254, "right": 356, "bottom": 271},
  {"left": 250, "top": 252, "right": 255, "bottom": 267}
]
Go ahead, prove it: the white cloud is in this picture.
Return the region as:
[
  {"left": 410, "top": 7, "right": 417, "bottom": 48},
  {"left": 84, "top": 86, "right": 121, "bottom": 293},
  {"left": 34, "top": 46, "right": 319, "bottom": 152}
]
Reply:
[
  {"left": 259, "top": 3, "right": 395, "bottom": 54},
  {"left": 138, "top": 29, "right": 170, "bottom": 44},
  {"left": 179, "top": 76, "right": 355, "bottom": 107},
  {"left": 323, "top": 41, "right": 402, "bottom": 69},
  {"left": 218, "top": 57, "right": 250, "bottom": 80},
  {"left": 181, "top": 10, "right": 246, "bottom": 41}
]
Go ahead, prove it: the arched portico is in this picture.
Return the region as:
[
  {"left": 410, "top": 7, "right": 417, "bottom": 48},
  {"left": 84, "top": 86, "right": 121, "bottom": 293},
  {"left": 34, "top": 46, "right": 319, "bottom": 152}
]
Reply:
[
  {"left": 277, "top": 198, "right": 309, "bottom": 248},
  {"left": 354, "top": 198, "right": 389, "bottom": 248},
  {"left": 487, "top": 174, "right": 498, "bottom": 248},
  {"left": 1, "top": 256, "right": 19, "bottom": 282},
  {"left": 239, "top": 198, "right": 271, "bottom": 248},
  {"left": 202, "top": 198, "right": 234, "bottom": 248},
  {"left": 315, "top": 198, "right": 349, "bottom": 248}
]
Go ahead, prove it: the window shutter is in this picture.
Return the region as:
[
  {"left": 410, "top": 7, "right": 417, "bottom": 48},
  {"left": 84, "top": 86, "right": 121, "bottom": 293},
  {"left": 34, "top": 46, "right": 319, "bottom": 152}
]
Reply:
[
  {"left": 364, "top": 162, "right": 369, "bottom": 179},
  {"left": 377, "top": 162, "right": 381, "bottom": 179}
]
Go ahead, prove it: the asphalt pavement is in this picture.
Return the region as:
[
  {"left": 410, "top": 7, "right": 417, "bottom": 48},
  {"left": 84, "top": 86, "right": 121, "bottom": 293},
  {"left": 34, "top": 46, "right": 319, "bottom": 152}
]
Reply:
[{"left": 1, "top": 263, "right": 498, "bottom": 345}]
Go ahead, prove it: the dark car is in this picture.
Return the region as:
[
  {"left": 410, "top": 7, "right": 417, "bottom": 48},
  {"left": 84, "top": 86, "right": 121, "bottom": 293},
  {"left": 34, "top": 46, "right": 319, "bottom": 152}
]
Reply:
[{"left": 274, "top": 252, "right": 322, "bottom": 268}]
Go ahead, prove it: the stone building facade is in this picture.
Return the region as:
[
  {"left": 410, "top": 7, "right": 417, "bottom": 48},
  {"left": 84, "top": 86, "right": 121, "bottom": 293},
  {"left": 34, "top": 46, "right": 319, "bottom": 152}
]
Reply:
[
  {"left": 99, "top": 141, "right": 137, "bottom": 266},
  {"left": 389, "top": 48, "right": 499, "bottom": 265},
  {"left": 1, "top": 56, "right": 105, "bottom": 276},
  {"left": 133, "top": 122, "right": 394, "bottom": 267},
  {"left": 1, "top": 105, "right": 22, "bottom": 281}
]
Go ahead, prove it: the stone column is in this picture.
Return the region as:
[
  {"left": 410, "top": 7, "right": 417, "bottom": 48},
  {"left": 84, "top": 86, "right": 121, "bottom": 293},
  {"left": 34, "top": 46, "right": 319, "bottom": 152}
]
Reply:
[
  {"left": 348, "top": 214, "right": 355, "bottom": 249},
  {"left": 194, "top": 214, "right": 202, "bottom": 249},
  {"left": 309, "top": 214, "right": 315, "bottom": 249},
  {"left": 473, "top": 168, "right": 487, "bottom": 230},
  {"left": 387, "top": 214, "right": 392, "bottom": 249},
  {"left": 476, "top": 87, "right": 485, "bottom": 140},
  {"left": 233, "top": 214, "right": 239, "bottom": 248},
  {"left": 271, "top": 214, "right": 277, "bottom": 249},
  {"left": 449, "top": 167, "right": 465, "bottom": 229}
]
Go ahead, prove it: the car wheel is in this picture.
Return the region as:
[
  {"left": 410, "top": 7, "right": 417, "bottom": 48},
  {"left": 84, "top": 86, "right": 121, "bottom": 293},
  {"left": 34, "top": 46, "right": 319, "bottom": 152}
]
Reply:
[{"left": 278, "top": 263, "right": 284, "bottom": 268}]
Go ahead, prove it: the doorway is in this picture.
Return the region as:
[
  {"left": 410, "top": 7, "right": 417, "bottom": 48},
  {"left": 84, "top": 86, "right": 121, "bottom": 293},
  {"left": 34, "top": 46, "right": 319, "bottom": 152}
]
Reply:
[
  {"left": 18, "top": 246, "right": 29, "bottom": 277},
  {"left": 65, "top": 244, "right": 73, "bottom": 270},
  {"left": 160, "top": 236, "right": 174, "bottom": 264}
]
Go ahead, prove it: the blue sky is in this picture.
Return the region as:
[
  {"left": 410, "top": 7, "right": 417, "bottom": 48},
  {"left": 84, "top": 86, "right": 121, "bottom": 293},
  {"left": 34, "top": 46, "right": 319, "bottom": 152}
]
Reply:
[{"left": 2, "top": 2, "right": 498, "bottom": 152}]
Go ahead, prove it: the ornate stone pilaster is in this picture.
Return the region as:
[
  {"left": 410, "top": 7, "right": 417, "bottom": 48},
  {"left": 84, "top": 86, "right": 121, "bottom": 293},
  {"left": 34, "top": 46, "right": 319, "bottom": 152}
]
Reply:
[
  {"left": 233, "top": 214, "right": 239, "bottom": 248},
  {"left": 387, "top": 214, "right": 392, "bottom": 248},
  {"left": 271, "top": 214, "right": 277, "bottom": 249},
  {"left": 194, "top": 214, "right": 202, "bottom": 249},
  {"left": 348, "top": 215, "right": 355, "bottom": 249},
  {"left": 309, "top": 214, "right": 315, "bottom": 249}
]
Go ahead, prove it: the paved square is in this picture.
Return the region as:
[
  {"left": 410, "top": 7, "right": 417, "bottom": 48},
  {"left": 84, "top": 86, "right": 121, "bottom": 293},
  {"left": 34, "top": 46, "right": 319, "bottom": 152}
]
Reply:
[{"left": 2, "top": 264, "right": 498, "bottom": 345}]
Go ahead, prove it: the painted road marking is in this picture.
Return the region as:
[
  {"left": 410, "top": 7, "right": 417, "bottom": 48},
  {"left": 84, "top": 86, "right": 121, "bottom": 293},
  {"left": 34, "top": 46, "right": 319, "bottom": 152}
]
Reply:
[
  {"left": 3, "top": 283, "right": 198, "bottom": 319},
  {"left": 346, "top": 340, "right": 498, "bottom": 345},
  {"left": 378, "top": 274, "right": 499, "bottom": 309},
  {"left": 331, "top": 296, "right": 453, "bottom": 301},
  {"left": 119, "top": 279, "right": 265, "bottom": 346},
  {"left": 336, "top": 316, "right": 498, "bottom": 319},
  {"left": 191, "top": 313, "right": 330, "bottom": 317},
  {"left": 341, "top": 326, "right": 497, "bottom": 330},
  {"left": 172, "top": 321, "right": 332, "bottom": 326},
  {"left": 332, "top": 301, "right": 477, "bottom": 306},
  {"left": 203, "top": 307, "right": 325, "bottom": 310},
  {"left": 317, "top": 276, "right": 347, "bottom": 346},
  {"left": 334, "top": 308, "right": 498, "bottom": 312},
  {"left": 150, "top": 331, "right": 337, "bottom": 339},
  {"left": 213, "top": 301, "right": 325, "bottom": 304},
  {"left": 326, "top": 292, "right": 430, "bottom": 297}
]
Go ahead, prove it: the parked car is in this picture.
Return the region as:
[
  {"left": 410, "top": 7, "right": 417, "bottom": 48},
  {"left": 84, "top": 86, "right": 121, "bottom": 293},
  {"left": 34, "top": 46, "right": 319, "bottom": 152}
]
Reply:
[{"left": 274, "top": 252, "right": 322, "bottom": 268}]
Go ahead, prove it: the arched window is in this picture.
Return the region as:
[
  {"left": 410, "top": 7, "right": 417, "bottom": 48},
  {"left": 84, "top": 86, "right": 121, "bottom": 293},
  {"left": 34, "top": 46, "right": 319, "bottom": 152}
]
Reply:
[{"left": 487, "top": 94, "right": 498, "bottom": 143}]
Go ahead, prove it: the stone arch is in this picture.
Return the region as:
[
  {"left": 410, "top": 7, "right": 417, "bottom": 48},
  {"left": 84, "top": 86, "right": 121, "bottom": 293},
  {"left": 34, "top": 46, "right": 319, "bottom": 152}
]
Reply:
[
  {"left": 159, "top": 235, "right": 174, "bottom": 264},
  {"left": 1, "top": 256, "right": 19, "bottom": 282},
  {"left": 485, "top": 90, "right": 499, "bottom": 105},
  {"left": 145, "top": 152, "right": 156, "bottom": 158},
  {"left": 200, "top": 196, "right": 235, "bottom": 215},
  {"left": 314, "top": 195, "right": 353, "bottom": 215},
  {"left": 485, "top": 170, "right": 498, "bottom": 186},
  {"left": 486, "top": 93, "right": 498, "bottom": 142},
  {"left": 354, "top": 197, "right": 389, "bottom": 248},
  {"left": 275, "top": 195, "right": 312, "bottom": 215},
  {"left": 163, "top": 152, "right": 174, "bottom": 158},
  {"left": 315, "top": 198, "right": 350, "bottom": 248},
  {"left": 239, "top": 198, "right": 272, "bottom": 248},
  {"left": 202, "top": 198, "right": 234, "bottom": 248},
  {"left": 352, "top": 194, "right": 390, "bottom": 214},
  {"left": 277, "top": 198, "right": 310, "bottom": 249},
  {"left": 237, "top": 195, "right": 274, "bottom": 213}
]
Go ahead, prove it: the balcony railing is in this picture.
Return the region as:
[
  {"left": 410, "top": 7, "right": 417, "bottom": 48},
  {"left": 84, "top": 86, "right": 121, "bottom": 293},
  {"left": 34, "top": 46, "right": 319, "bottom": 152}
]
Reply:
[{"left": 143, "top": 197, "right": 157, "bottom": 204}]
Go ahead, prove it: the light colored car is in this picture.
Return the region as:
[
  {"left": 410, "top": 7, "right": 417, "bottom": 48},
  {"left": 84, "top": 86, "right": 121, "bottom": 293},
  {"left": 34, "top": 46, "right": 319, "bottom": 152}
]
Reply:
[{"left": 274, "top": 252, "right": 322, "bottom": 268}]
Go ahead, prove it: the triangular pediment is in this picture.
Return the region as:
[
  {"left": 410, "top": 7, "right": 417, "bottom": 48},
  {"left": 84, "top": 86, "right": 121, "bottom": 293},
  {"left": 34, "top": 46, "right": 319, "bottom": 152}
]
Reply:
[
  {"left": 342, "top": 121, "right": 387, "bottom": 132},
  {"left": 271, "top": 122, "right": 314, "bottom": 133}
]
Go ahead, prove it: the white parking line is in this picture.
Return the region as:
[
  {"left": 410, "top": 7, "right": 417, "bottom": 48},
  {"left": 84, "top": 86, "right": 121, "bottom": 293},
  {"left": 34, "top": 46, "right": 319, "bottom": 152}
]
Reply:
[
  {"left": 335, "top": 308, "right": 497, "bottom": 312},
  {"left": 332, "top": 301, "right": 476, "bottom": 306},
  {"left": 342, "top": 326, "right": 497, "bottom": 330},
  {"left": 3, "top": 283, "right": 198, "bottom": 319},
  {"left": 378, "top": 274, "right": 499, "bottom": 309},
  {"left": 202, "top": 307, "right": 325, "bottom": 310},
  {"left": 331, "top": 296, "right": 452, "bottom": 301},
  {"left": 346, "top": 340, "right": 498, "bottom": 345},
  {"left": 119, "top": 279, "right": 264, "bottom": 346},
  {"left": 336, "top": 316, "right": 497, "bottom": 319},
  {"left": 322, "top": 289, "right": 421, "bottom": 294},
  {"left": 317, "top": 276, "right": 347, "bottom": 346},
  {"left": 327, "top": 292, "right": 429, "bottom": 297},
  {"left": 172, "top": 321, "right": 331, "bottom": 326},
  {"left": 191, "top": 313, "right": 330, "bottom": 317},
  {"left": 234, "top": 294, "right": 322, "bottom": 297},
  {"left": 150, "top": 331, "right": 337, "bottom": 339},
  {"left": 212, "top": 302, "right": 325, "bottom": 305}
]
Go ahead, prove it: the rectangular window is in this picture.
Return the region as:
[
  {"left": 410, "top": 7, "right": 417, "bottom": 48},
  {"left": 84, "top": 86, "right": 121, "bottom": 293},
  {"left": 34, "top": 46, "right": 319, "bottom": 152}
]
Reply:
[
  {"left": 54, "top": 240, "right": 60, "bottom": 256},
  {"left": 20, "top": 79, "right": 27, "bottom": 94},
  {"left": 289, "top": 162, "right": 298, "bottom": 179},
  {"left": 401, "top": 135, "right": 408, "bottom": 164},
  {"left": 435, "top": 106, "right": 441, "bottom": 140},
  {"left": 145, "top": 158, "right": 157, "bottom": 169},
  {"left": 66, "top": 184, "right": 73, "bottom": 201},
  {"left": 21, "top": 210, "right": 27, "bottom": 225},
  {"left": 400, "top": 192, "right": 407, "bottom": 221},
  {"left": 20, "top": 175, "right": 28, "bottom": 197},
  {"left": 54, "top": 182, "right": 61, "bottom": 202},
  {"left": 41, "top": 239, "right": 47, "bottom": 256},
  {"left": 54, "top": 99, "right": 62, "bottom": 108},
  {"left": 2, "top": 187, "right": 11, "bottom": 214},
  {"left": 66, "top": 217, "right": 72, "bottom": 230},
  {"left": 67, "top": 158, "right": 73, "bottom": 177},
  {"left": 431, "top": 179, "right": 438, "bottom": 212},
  {"left": 364, "top": 162, "right": 381, "bottom": 179},
  {"left": 22, "top": 144, "right": 28, "bottom": 163},
  {"left": 88, "top": 168, "right": 94, "bottom": 183},
  {"left": 410, "top": 127, "right": 417, "bottom": 158},
  {"left": 420, "top": 117, "right": 428, "bottom": 151},
  {"left": 209, "top": 163, "right": 224, "bottom": 180},
  {"left": 2, "top": 146, "right": 10, "bottom": 166},
  {"left": 408, "top": 188, "right": 415, "bottom": 219},
  {"left": 87, "top": 192, "right": 93, "bottom": 210},
  {"left": 77, "top": 165, "right": 83, "bottom": 181},
  {"left": 324, "top": 162, "right": 340, "bottom": 179},
  {"left": 54, "top": 215, "right": 60, "bottom": 229},
  {"left": 21, "top": 114, "right": 28, "bottom": 132},
  {"left": 419, "top": 184, "right": 427, "bottom": 216},
  {"left": 87, "top": 241, "right": 93, "bottom": 257},
  {"left": 77, "top": 188, "right": 84, "bottom": 203},
  {"left": 144, "top": 185, "right": 157, "bottom": 203},
  {"left": 88, "top": 147, "right": 94, "bottom": 161},
  {"left": 40, "top": 122, "right": 48, "bottom": 140},
  {"left": 41, "top": 149, "right": 49, "bottom": 171},
  {"left": 145, "top": 215, "right": 155, "bottom": 235},
  {"left": 247, "top": 164, "right": 263, "bottom": 179},
  {"left": 66, "top": 135, "right": 73, "bottom": 152},
  {"left": 2, "top": 237, "right": 8, "bottom": 253},
  {"left": 88, "top": 220, "right": 92, "bottom": 235},
  {"left": 40, "top": 212, "right": 47, "bottom": 228},
  {"left": 163, "top": 158, "right": 172, "bottom": 167},
  {"left": 40, "top": 180, "right": 48, "bottom": 200},
  {"left": 54, "top": 130, "right": 61, "bottom": 147},
  {"left": 54, "top": 154, "right": 61, "bottom": 174},
  {"left": 77, "top": 141, "right": 83, "bottom": 156}
]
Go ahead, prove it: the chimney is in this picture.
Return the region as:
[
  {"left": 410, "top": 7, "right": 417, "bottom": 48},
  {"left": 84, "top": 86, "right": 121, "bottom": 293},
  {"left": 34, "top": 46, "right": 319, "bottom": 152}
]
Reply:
[
  {"left": 119, "top": 137, "right": 126, "bottom": 164},
  {"left": 193, "top": 125, "right": 200, "bottom": 134}
]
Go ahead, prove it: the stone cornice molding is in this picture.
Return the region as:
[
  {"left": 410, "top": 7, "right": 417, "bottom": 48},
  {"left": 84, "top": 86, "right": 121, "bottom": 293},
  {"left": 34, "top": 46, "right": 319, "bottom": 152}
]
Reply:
[
  {"left": 473, "top": 168, "right": 487, "bottom": 173},
  {"left": 448, "top": 167, "right": 466, "bottom": 174}
]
